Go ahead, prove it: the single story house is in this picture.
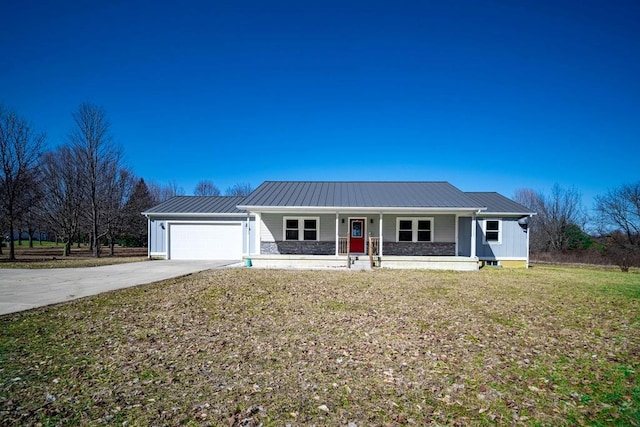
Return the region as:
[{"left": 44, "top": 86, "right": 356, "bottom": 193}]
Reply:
[{"left": 143, "top": 181, "right": 534, "bottom": 270}]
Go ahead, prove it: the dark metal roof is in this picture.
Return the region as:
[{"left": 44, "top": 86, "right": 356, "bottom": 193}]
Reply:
[
  {"left": 143, "top": 196, "right": 246, "bottom": 215},
  {"left": 239, "top": 181, "right": 484, "bottom": 209},
  {"left": 465, "top": 192, "right": 534, "bottom": 215}
]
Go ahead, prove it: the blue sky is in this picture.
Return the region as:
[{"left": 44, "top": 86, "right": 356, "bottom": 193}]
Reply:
[{"left": 2, "top": 0, "right": 639, "bottom": 212}]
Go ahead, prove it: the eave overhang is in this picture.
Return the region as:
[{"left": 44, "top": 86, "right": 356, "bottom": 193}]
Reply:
[
  {"left": 142, "top": 212, "right": 253, "bottom": 218},
  {"left": 476, "top": 212, "right": 536, "bottom": 217},
  {"left": 236, "top": 205, "right": 487, "bottom": 214}
]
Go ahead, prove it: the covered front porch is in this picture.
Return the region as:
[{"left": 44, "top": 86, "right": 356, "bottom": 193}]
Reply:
[{"left": 245, "top": 210, "right": 482, "bottom": 271}]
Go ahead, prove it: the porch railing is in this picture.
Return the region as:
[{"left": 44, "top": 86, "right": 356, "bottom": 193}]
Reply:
[
  {"left": 338, "top": 237, "right": 349, "bottom": 255},
  {"left": 368, "top": 236, "right": 380, "bottom": 256},
  {"left": 369, "top": 236, "right": 380, "bottom": 268},
  {"left": 341, "top": 235, "right": 380, "bottom": 268}
]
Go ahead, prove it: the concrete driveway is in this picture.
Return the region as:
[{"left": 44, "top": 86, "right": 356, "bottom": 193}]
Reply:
[{"left": 0, "top": 260, "right": 240, "bottom": 315}]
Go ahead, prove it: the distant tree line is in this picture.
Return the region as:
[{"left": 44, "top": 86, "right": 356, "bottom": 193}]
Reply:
[
  {"left": 0, "top": 102, "right": 253, "bottom": 260},
  {"left": 515, "top": 183, "right": 640, "bottom": 272},
  {"left": 193, "top": 180, "right": 253, "bottom": 197},
  {"left": 4, "top": 102, "right": 635, "bottom": 268}
]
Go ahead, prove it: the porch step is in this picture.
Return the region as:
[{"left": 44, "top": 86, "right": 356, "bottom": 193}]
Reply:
[{"left": 350, "top": 256, "right": 372, "bottom": 271}]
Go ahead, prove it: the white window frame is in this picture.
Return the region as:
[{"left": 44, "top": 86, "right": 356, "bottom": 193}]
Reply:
[
  {"left": 483, "top": 218, "right": 502, "bottom": 245},
  {"left": 396, "top": 217, "right": 434, "bottom": 242},
  {"left": 283, "top": 216, "right": 320, "bottom": 241}
]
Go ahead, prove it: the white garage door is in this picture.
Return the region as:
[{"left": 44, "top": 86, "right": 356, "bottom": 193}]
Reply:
[{"left": 169, "top": 222, "right": 243, "bottom": 260}]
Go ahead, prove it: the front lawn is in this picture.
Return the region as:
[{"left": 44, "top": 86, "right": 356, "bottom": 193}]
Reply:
[
  {"left": 0, "top": 245, "right": 147, "bottom": 268},
  {"left": 1, "top": 267, "right": 638, "bottom": 425}
]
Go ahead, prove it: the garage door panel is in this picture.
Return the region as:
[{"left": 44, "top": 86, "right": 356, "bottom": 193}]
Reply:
[{"left": 169, "top": 223, "right": 242, "bottom": 260}]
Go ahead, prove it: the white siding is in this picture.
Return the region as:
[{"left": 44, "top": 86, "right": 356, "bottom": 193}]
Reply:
[
  {"left": 475, "top": 217, "right": 528, "bottom": 259},
  {"left": 381, "top": 214, "right": 455, "bottom": 242},
  {"left": 149, "top": 219, "right": 166, "bottom": 254},
  {"left": 434, "top": 215, "right": 455, "bottom": 242},
  {"left": 260, "top": 213, "right": 336, "bottom": 241},
  {"left": 261, "top": 213, "right": 279, "bottom": 242},
  {"left": 258, "top": 213, "right": 457, "bottom": 243},
  {"left": 318, "top": 214, "right": 335, "bottom": 240},
  {"left": 337, "top": 215, "right": 380, "bottom": 238}
]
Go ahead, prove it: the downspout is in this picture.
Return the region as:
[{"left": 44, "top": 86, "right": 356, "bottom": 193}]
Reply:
[
  {"left": 246, "top": 211, "right": 250, "bottom": 257},
  {"left": 145, "top": 214, "right": 150, "bottom": 259},
  {"left": 526, "top": 214, "right": 532, "bottom": 269}
]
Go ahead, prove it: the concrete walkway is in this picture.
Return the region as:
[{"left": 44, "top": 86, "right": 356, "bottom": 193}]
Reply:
[{"left": 0, "top": 260, "right": 240, "bottom": 315}]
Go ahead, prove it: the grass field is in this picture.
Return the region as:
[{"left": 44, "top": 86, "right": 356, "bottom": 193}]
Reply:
[
  {"left": 0, "top": 245, "right": 147, "bottom": 268},
  {"left": 1, "top": 266, "right": 638, "bottom": 426}
]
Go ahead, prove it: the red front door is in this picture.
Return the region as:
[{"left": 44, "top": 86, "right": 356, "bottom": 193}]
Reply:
[{"left": 350, "top": 219, "right": 365, "bottom": 253}]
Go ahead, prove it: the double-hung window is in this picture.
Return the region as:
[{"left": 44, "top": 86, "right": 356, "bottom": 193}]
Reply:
[
  {"left": 483, "top": 219, "right": 501, "bottom": 244},
  {"left": 396, "top": 217, "right": 433, "bottom": 242},
  {"left": 285, "top": 219, "right": 300, "bottom": 240},
  {"left": 284, "top": 217, "right": 319, "bottom": 241}
]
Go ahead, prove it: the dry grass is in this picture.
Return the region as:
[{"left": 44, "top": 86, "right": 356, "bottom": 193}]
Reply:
[
  {"left": 0, "top": 246, "right": 147, "bottom": 268},
  {"left": 1, "top": 266, "right": 638, "bottom": 426}
]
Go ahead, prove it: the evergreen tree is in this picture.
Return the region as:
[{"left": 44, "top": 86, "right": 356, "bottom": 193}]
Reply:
[{"left": 122, "top": 178, "right": 154, "bottom": 246}]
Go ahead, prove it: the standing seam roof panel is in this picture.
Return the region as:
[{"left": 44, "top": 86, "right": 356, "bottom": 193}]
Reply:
[
  {"left": 361, "top": 183, "right": 375, "bottom": 207},
  {"left": 144, "top": 196, "right": 246, "bottom": 214},
  {"left": 300, "top": 182, "right": 312, "bottom": 206},
  {"left": 353, "top": 182, "right": 363, "bottom": 206},
  {"left": 302, "top": 182, "right": 316, "bottom": 206},
  {"left": 335, "top": 182, "right": 342, "bottom": 206},
  {"left": 346, "top": 182, "right": 354, "bottom": 206},
  {"left": 302, "top": 182, "right": 313, "bottom": 206},
  {"left": 295, "top": 182, "right": 305, "bottom": 206},
  {"left": 465, "top": 192, "right": 534, "bottom": 213},
  {"left": 240, "top": 182, "right": 485, "bottom": 209},
  {"left": 320, "top": 182, "right": 329, "bottom": 207},
  {"left": 274, "top": 182, "right": 291, "bottom": 206},
  {"left": 350, "top": 183, "right": 360, "bottom": 206},
  {"left": 311, "top": 182, "right": 322, "bottom": 206}
]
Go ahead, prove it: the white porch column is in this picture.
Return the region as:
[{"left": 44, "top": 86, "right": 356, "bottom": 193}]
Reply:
[
  {"left": 471, "top": 212, "right": 477, "bottom": 258},
  {"left": 379, "top": 213, "right": 383, "bottom": 256},
  {"left": 454, "top": 214, "right": 459, "bottom": 256},
  {"left": 335, "top": 212, "right": 339, "bottom": 256},
  {"left": 254, "top": 212, "right": 261, "bottom": 255}
]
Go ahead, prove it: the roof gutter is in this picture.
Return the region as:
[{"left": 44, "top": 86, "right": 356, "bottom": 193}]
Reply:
[
  {"left": 237, "top": 205, "right": 487, "bottom": 213},
  {"left": 476, "top": 212, "right": 537, "bottom": 216},
  {"left": 142, "top": 212, "right": 254, "bottom": 218}
]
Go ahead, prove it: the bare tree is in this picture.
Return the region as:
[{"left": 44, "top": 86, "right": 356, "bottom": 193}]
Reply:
[
  {"left": 102, "top": 166, "right": 135, "bottom": 255},
  {"left": 148, "top": 180, "right": 185, "bottom": 204},
  {"left": 194, "top": 180, "right": 221, "bottom": 196},
  {"left": 69, "top": 102, "right": 123, "bottom": 257},
  {"left": 225, "top": 182, "right": 253, "bottom": 197},
  {"left": 0, "top": 105, "right": 45, "bottom": 260},
  {"left": 595, "top": 182, "right": 640, "bottom": 271},
  {"left": 40, "top": 146, "right": 84, "bottom": 256},
  {"left": 514, "top": 184, "right": 586, "bottom": 252},
  {"left": 19, "top": 169, "right": 44, "bottom": 248}
]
